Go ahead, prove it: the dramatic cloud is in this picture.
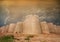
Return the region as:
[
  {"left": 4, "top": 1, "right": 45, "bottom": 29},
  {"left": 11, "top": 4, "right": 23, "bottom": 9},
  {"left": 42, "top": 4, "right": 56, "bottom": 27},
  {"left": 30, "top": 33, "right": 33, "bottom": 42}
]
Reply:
[{"left": 0, "top": 0, "right": 60, "bottom": 26}]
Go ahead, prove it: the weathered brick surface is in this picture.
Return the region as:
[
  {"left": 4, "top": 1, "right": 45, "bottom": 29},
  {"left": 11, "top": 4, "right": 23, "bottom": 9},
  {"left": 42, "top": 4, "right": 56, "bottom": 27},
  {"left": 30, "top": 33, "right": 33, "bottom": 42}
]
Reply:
[
  {"left": 23, "top": 15, "right": 41, "bottom": 34},
  {"left": 48, "top": 23, "right": 56, "bottom": 33},
  {"left": 14, "top": 34, "right": 60, "bottom": 42},
  {"left": 8, "top": 23, "right": 16, "bottom": 33},
  {"left": 56, "top": 26, "right": 60, "bottom": 34},
  {"left": 1, "top": 26, "right": 6, "bottom": 33},
  {"left": 0, "top": 15, "right": 60, "bottom": 42},
  {"left": 5, "top": 25, "right": 9, "bottom": 33},
  {"left": 14, "top": 22, "right": 23, "bottom": 34},
  {"left": 40, "top": 21, "right": 50, "bottom": 34}
]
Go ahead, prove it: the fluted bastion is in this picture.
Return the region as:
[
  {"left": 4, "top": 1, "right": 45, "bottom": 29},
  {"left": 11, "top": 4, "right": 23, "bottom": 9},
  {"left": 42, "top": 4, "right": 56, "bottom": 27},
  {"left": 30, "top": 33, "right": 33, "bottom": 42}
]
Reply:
[
  {"left": 8, "top": 23, "right": 16, "bottom": 33},
  {"left": 0, "top": 15, "right": 60, "bottom": 35},
  {"left": 6, "top": 25, "right": 9, "bottom": 32},
  {"left": 23, "top": 15, "right": 41, "bottom": 34},
  {"left": 14, "top": 22, "right": 23, "bottom": 34},
  {"left": 40, "top": 21, "right": 50, "bottom": 34},
  {"left": 0, "top": 26, "right": 6, "bottom": 33},
  {"left": 48, "top": 23, "right": 56, "bottom": 33},
  {"left": 56, "top": 26, "right": 60, "bottom": 34}
]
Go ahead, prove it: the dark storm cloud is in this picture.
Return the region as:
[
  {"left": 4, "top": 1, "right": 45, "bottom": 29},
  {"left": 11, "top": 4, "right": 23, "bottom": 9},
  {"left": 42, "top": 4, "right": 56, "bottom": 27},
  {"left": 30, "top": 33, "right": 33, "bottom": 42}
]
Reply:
[
  {"left": 0, "top": 5, "right": 7, "bottom": 26},
  {"left": 0, "top": 5, "right": 5, "bottom": 26}
]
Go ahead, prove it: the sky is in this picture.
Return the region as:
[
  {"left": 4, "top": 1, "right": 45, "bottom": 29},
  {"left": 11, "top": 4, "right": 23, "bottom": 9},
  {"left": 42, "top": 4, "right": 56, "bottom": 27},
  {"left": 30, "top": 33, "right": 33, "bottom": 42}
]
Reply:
[{"left": 0, "top": 0, "right": 60, "bottom": 26}]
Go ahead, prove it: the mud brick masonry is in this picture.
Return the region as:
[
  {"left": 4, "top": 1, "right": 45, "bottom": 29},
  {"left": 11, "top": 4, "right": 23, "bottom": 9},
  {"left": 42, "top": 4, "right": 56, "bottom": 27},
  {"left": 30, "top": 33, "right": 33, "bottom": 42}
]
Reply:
[{"left": 0, "top": 15, "right": 60, "bottom": 35}]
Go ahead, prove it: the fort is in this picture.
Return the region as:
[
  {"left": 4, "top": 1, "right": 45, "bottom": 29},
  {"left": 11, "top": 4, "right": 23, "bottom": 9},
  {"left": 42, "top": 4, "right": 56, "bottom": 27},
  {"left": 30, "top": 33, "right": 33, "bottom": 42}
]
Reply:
[{"left": 0, "top": 15, "right": 60, "bottom": 42}]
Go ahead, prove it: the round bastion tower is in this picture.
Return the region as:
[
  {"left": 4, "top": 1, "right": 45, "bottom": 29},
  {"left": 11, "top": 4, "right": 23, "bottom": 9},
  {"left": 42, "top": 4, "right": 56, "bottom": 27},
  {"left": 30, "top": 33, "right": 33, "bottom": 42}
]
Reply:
[{"left": 23, "top": 15, "right": 41, "bottom": 35}]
